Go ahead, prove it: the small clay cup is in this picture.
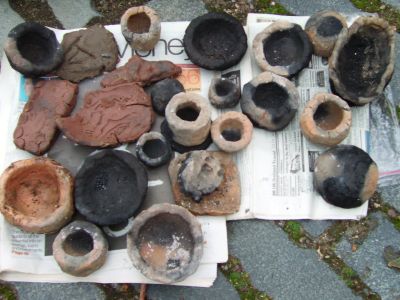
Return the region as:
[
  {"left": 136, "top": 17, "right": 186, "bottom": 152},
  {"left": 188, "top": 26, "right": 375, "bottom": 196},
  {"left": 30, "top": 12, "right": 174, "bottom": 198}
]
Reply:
[
  {"left": 0, "top": 158, "right": 74, "bottom": 234},
  {"left": 211, "top": 111, "right": 253, "bottom": 152},
  {"left": 121, "top": 6, "right": 161, "bottom": 51},
  {"left": 165, "top": 92, "right": 211, "bottom": 147},
  {"left": 208, "top": 78, "right": 241, "bottom": 108},
  {"left": 300, "top": 93, "right": 351, "bottom": 146},
  {"left": 136, "top": 131, "right": 172, "bottom": 168},
  {"left": 127, "top": 203, "right": 203, "bottom": 283},
  {"left": 53, "top": 220, "right": 108, "bottom": 277}
]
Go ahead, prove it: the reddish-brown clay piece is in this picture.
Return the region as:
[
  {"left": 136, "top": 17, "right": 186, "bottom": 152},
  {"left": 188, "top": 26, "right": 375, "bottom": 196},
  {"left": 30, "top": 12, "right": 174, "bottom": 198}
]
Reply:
[
  {"left": 57, "top": 83, "right": 154, "bottom": 147},
  {"left": 100, "top": 55, "right": 182, "bottom": 88},
  {"left": 0, "top": 158, "right": 74, "bottom": 234},
  {"left": 13, "top": 80, "right": 78, "bottom": 156}
]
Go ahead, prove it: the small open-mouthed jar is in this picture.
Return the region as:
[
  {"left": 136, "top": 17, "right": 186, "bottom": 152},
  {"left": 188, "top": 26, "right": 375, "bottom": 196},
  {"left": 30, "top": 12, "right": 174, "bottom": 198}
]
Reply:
[
  {"left": 208, "top": 78, "right": 241, "bottom": 108},
  {"left": 136, "top": 131, "right": 172, "bottom": 168},
  {"left": 165, "top": 92, "right": 211, "bottom": 147},
  {"left": 127, "top": 203, "right": 203, "bottom": 283},
  {"left": 53, "top": 220, "right": 108, "bottom": 277},
  {"left": 300, "top": 93, "right": 351, "bottom": 146},
  {"left": 120, "top": 6, "right": 161, "bottom": 51},
  {"left": 0, "top": 158, "right": 74, "bottom": 234},
  {"left": 211, "top": 111, "right": 253, "bottom": 152}
]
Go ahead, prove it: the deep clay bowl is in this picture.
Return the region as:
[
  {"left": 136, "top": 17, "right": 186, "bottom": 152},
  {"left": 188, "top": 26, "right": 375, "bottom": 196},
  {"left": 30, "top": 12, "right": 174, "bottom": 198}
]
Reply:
[
  {"left": 183, "top": 12, "right": 248, "bottom": 71},
  {"left": 4, "top": 22, "right": 63, "bottom": 77},
  {"left": 0, "top": 158, "right": 74, "bottom": 233},
  {"left": 136, "top": 131, "right": 172, "bottom": 168},
  {"left": 127, "top": 203, "right": 203, "bottom": 283},
  {"left": 75, "top": 150, "right": 148, "bottom": 226}
]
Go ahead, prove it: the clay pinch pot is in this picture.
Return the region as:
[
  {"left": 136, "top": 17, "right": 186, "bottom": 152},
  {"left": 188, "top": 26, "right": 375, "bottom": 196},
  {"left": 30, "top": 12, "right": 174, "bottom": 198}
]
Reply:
[
  {"left": 208, "top": 78, "right": 241, "bottom": 109},
  {"left": 253, "top": 21, "right": 312, "bottom": 77},
  {"left": 149, "top": 78, "right": 185, "bottom": 116},
  {"left": 0, "top": 158, "right": 74, "bottom": 234},
  {"left": 329, "top": 16, "right": 395, "bottom": 105},
  {"left": 135, "top": 131, "right": 172, "bottom": 168},
  {"left": 121, "top": 6, "right": 161, "bottom": 51},
  {"left": 53, "top": 220, "right": 108, "bottom": 277},
  {"left": 211, "top": 111, "right": 253, "bottom": 152},
  {"left": 4, "top": 22, "right": 63, "bottom": 77},
  {"left": 300, "top": 93, "right": 351, "bottom": 146},
  {"left": 127, "top": 203, "right": 203, "bottom": 283},
  {"left": 241, "top": 71, "right": 299, "bottom": 131},
  {"left": 183, "top": 12, "right": 248, "bottom": 71},
  {"left": 313, "top": 145, "right": 378, "bottom": 209},
  {"left": 305, "top": 10, "right": 348, "bottom": 57}
]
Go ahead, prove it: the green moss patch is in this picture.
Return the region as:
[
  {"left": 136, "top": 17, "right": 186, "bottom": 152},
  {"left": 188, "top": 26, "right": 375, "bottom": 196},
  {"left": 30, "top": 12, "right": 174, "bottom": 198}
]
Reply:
[
  {"left": 254, "top": 0, "right": 291, "bottom": 15},
  {"left": 0, "top": 281, "right": 17, "bottom": 300}
]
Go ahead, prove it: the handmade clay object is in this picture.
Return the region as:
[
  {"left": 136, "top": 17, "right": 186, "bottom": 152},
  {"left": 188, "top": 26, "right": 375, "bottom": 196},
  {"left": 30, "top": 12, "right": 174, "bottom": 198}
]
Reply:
[
  {"left": 103, "top": 217, "right": 134, "bottom": 238},
  {"left": 53, "top": 220, "right": 108, "bottom": 277},
  {"left": 183, "top": 12, "right": 248, "bottom": 70},
  {"left": 101, "top": 55, "right": 182, "bottom": 87},
  {"left": 121, "top": 6, "right": 161, "bottom": 51},
  {"left": 136, "top": 132, "right": 172, "bottom": 168},
  {"left": 168, "top": 150, "right": 241, "bottom": 215},
  {"left": 75, "top": 150, "right": 147, "bottom": 226},
  {"left": 241, "top": 71, "right": 299, "bottom": 131},
  {"left": 149, "top": 78, "right": 185, "bottom": 115},
  {"left": 165, "top": 92, "right": 211, "bottom": 147},
  {"left": 57, "top": 83, "right": 154, "bottom": 147},
  {"left": 160, "top": 120, "right": 213, "bottom": 153},
  {"left": 208, "top": 78, "right": 241, "bottom": 108},
  {"left": 0, "top": 158, "right": 74, "bottom": 233},
  {"left": 305, "top": 10, "right": 348, "bottom": 57},
  {"left": 14, "top": 80, "right": 78, "bottom": 155},
  {"left": 253, "top": 21, "right": 312, "bottom": 77},
  {"left": 211, "top": 111, "right": 253, "bottom": 152},
  {"left": 329, "top": 16, "right": 395, "bottom": 105},
  {"left": 314, "top": 145, "right": 378, "bottom": 208},
  {"left": 300, "top": 93, "right": 351, "bottom": 146},
  {"left": 4, "top": 22, "right": 63, "bottom": 77},
  {"left": 127, "top": 203, "right": 203, "bottom": 283},
  {"left": 56, "top": 24, "right": 119, "bottom": 83}
]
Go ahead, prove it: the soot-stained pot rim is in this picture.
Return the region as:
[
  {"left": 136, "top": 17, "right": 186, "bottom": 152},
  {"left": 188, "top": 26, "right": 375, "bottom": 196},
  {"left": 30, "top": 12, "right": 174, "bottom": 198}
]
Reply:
[
  {"left": 127, "top": 203, "right": 203, "bottom": 283},
  {"left": 136, "top": 131, "right": 172, "bottom": 168},
  {"left": 208, "top": 78, "right": 241, "bottom": 109}
]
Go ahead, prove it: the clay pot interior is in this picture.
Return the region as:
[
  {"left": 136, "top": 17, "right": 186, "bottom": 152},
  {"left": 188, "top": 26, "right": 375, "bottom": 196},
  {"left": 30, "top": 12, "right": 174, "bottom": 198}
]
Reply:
[
  {"left": 136, "top": 132, "right": 172, "bottom": 168},
  {"left": 144, "top": 139, "right": 168, "bottom": 158},
  {"left": 313, "top": 101, "right": 344, "bottom": 130},
  {"left": 17, "top": 30, "right": 56, "bottom": 66},
  {"left": 62, "top": 229, "right": 94, "bottom": 256},
  {"left": 316, "top": 16, "right": 343, "bottom": 37},
  {"left": 253, "top": 82, "right": 289, "bottom": 110},
  {"left": 215, "top": 79, "right": 234, "bottom": 97},
  {"left": 176, "top": 103, "right": 200, "bottom": 122},
  {"left": 220, "top": 119, "right": 243, "bottom": 142},
  {"left": 127, "top": 12, "right": 151, "bottom": 34}
]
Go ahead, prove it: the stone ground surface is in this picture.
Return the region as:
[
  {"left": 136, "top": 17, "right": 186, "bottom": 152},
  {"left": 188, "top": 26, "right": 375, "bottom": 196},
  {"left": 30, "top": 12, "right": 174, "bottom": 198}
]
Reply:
[{"left": 0, "top": 0, "right": 400, "bottom": 299}]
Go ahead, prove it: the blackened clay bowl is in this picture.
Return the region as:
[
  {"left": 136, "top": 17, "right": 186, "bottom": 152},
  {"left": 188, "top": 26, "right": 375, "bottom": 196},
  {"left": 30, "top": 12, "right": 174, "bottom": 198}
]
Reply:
[
  {"left": 127, "top": 203, "right": 203, "bottom": 283},
  {"left": 314, "top": 145, "right": 378, "bottom": 209},
  {"left": 75, "top": 150, "right": 147, "bottom": 226},
  {"left": 136, "top": 131, "right": 172, "bottom": 168},
  {"left": 329, "top": 16, "right": 395, "bottom": 105},
  {"left": 183, "top": 12, "right": 248, "bottom": 71},
  {"left": 4, "top": 22, "right": 63, "bottom": 77}
]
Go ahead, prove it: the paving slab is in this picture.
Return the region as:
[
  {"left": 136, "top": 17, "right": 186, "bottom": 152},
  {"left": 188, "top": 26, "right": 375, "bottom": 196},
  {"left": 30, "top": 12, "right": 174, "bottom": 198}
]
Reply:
[
  {"left": 300, "top": 220, "right": 333, "bottom": 238},
  {"left": 277, "top": 0, "right": 360, "bottom": 15},
  {"left": 379, "top": 184, "right": 400, "bottom": 211},
  {"left": 147, "top": 0, "right": 207, "bottom": 21},
  {"left": 227, "top": 220, "right": 360, "bottom": 300},
  {"left": 383, "top": 0, "right": 400, "bottom": 10},
  {"left": 336, "top": 212, "right": 400, "bottom": 300}
]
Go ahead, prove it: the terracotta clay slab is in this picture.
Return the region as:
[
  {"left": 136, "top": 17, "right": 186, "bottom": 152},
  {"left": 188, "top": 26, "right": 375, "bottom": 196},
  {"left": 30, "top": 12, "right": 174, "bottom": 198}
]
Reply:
[
  {"left": 168, "top": 151, "right": 240, "bottom": 215},
  {"left": 57, "top": 83, "right": 154, "bottom": 147},
  {"left": 13, "top": 80, "right": 78, "bottom": 156},
  {"left": 100, "top": 55, "right": 182, "bottom": 87}
]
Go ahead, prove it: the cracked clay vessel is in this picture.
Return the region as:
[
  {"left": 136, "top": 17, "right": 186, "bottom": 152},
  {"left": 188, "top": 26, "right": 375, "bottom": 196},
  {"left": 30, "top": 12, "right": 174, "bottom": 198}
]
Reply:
[
  {"left": 0, "top": 158, "right": 74, "bottom": 233},
  {"left": 127, "top": 203, "right": 203, "bottom": 283}
]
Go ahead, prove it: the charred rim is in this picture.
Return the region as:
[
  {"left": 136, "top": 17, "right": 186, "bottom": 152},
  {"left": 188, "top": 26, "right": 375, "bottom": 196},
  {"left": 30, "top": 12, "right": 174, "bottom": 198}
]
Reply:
[
  {"left": 127, "top": 12, "right": 151, "bottom": 34},
  {"left": 313, "top": 101, "right": 344, "bottom": 130},
  {"left": 220, "top": 119, "right": 243, "bottom": 142},
  {"left": 317, "top": 16, "right": 343, "bottom": 37},
  {"left": 17, "top": 30, "right": 56, "bottom": 65},
  {"left": 62, "top": 230, "right": 94, "bottom": 256},
  {"left": 263, "top": 27, "right": 305, "bottom": 67},
  {"left": 143, "top": 139, "right": 168, "bottom": 159},
  {"left": 176, "top": 103, "right": 200, "bottom": 121},
  {"left": 253, "top": 82, "right": 289, "bottom": 110},
  {"left": 108, "top": 219, "right": 129, "bottom": 231},
  {"left": 215, "top": 80, "right": 234, "bottom": 97}
]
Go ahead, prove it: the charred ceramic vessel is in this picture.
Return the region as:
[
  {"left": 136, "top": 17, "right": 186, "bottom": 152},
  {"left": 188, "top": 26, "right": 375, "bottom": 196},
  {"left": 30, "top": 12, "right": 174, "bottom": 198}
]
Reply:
[
  {"left": 4, "top": 22, "right": 63, "bottom": 77},
  {"left": 211, "top": 111, "right": 253, "bottom": 152},
  {"left": 103, "top": 217, "right": 134, "bottom": 238},
  {"left": 314, "top": 145, "right": 378, "bottom": 208},
  {"left": 329, "top": 16, "right": 395, "bottom": 105},
  {"left": 127, "top": 203, "right": 203, "bottom": 283},
  {"left": 53, "top": 220, "right": 108, "bottom": 277},
  {"left": 183, "top": 12, "right": 248, "bottom": 70},
  {"left": 208, "top": 78, "right": 241, "bottom": 108},
  {"left": 0, "top": 158, "right": 74, "bottom": 233},
  {"left": 75, "top": 150, "right": 147, "bottom": 226},
  {"left": 305, "top": 10, "right": 348, "bottom": 57},
  {"left": 241, "top": 71, "right": 299, "bottom": 131},
  {"left": 136, "top": 132, "right": 172, "bottom": 168},
  {"left": 253, "top": 21, "right": 312, "bottom": 77},
  {"left": 165, "top": 92, "right": 211, "bottom": 147},
  {"left": 300, "top": 93, "right": 351, "bottom": 146},
  {"left": 121, "top": 6, "right": 161, "bottom": 51},
  {"left": 149, "top": 78, "right": 185, "bottom": 115}
]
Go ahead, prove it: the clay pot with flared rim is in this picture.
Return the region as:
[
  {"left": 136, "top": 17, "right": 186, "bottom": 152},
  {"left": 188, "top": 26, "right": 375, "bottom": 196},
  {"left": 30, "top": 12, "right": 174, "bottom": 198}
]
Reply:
[
  {"left": 0, "top": 158, "right": 74, "bottom": 234},
  {"left": 136, "top": 131, "right": 172, "bottom": 168}
]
